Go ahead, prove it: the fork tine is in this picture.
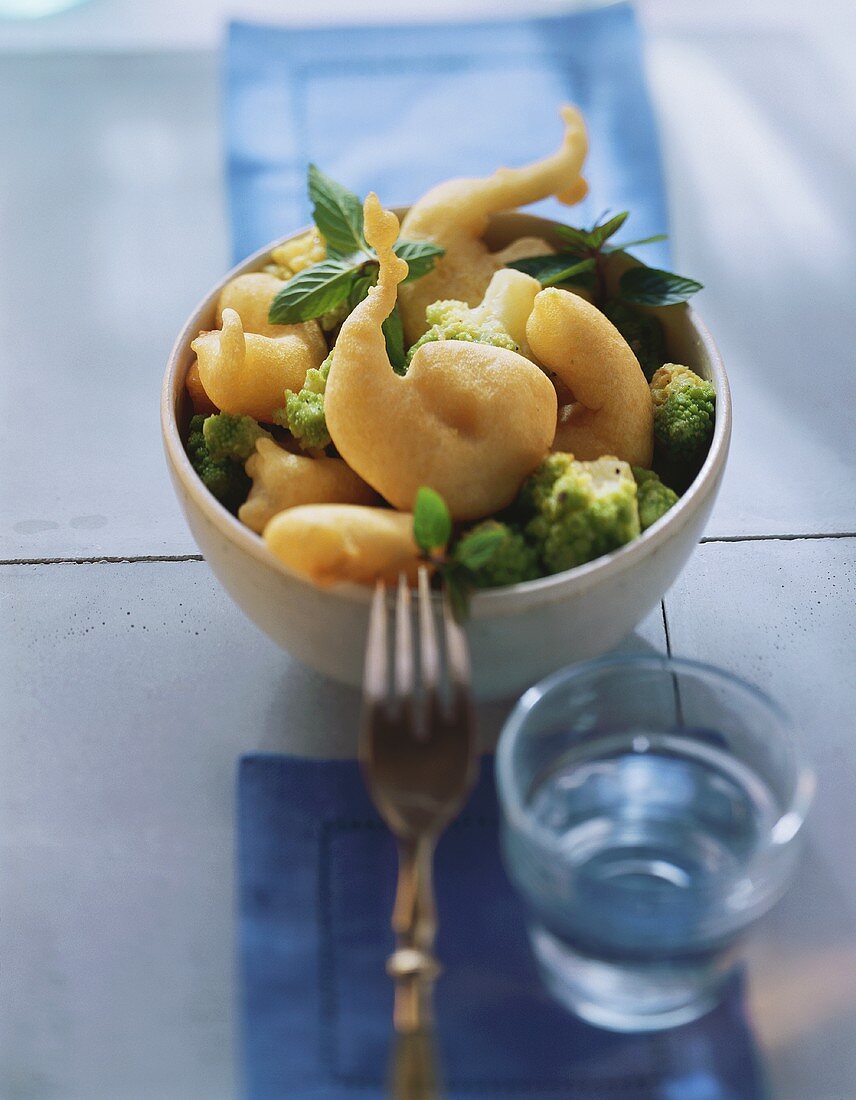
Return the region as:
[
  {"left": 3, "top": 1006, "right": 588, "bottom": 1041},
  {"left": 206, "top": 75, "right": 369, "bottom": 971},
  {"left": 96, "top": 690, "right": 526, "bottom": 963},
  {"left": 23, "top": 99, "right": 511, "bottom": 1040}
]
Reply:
[
  {"left": 363, "top": 580, "right": 389, "bottom": 703},
  {"left": 394, "top": 573, "right": 414, "bottom": 701},
  {"left": 417, "top": 566, "right": 439, "bottom": 698},
  {"left": 442, "top": 590, "right": 472, "bottom": 722},
  {"left": 416, "top": 565, "right": 440, "bottom": 740}
]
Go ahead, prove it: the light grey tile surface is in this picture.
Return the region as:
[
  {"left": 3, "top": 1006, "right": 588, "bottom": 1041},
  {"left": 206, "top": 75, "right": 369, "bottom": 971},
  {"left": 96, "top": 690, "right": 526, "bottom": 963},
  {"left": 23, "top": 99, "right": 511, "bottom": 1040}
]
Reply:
[
  {"left": 0, "top": 54, "right": 228, "bottom": 561},
  {"left": 649, "top": 22, "right": 856, "bottom": 538},
  {"left": 0, "top": 559, "right": 665, "bottom": 1099},
  {"left": 663, "top": 537, "right": 856, "bottom": 1100}
]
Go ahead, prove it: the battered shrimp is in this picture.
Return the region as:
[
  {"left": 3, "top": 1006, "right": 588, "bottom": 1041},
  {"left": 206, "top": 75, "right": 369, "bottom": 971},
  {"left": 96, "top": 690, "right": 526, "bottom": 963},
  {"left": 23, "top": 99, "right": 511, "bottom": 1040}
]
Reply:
[
  {"left": 264, "top": 505, "right": 422, "bottom": 587},
  {"left": 398, "top": 105, "right": 588, "bottom": 343},
  {"left": 191, "top": 308, "right": 326, "bottom": 423},
  {"left": 324, "top": 195, "right": 557, "bottom": 521},
  {"left": 527, "top": 288, "right": 654, "bottom": 467},
  {"left": 239, "top": 438, "right": 376, "bottom": 533}
]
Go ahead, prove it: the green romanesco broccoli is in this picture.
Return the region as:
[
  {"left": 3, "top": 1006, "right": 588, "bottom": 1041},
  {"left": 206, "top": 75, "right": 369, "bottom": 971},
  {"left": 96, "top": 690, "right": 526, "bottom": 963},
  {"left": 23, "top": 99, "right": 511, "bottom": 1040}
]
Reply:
[
  {"left": 202, "top": 412, "right": 269, "bottom": 463},
  {"left": 406, "top": 297, "right": 518, "bottom": 366},
  {"left": 602, "top": 300, "right": 667, "bottom": 381},
  {"left": 522, "top": 454, "right": 640, "bottom": 574},
  {"left": 650, "top": 363, "right": 716, "bottom": 466},
  {"left": 186, "top": 414, "right": 252, "bottom": 512},
  {"left": 406, "top": 268, "right": 541, "bottom": 366},
  {"left": 515, "top": 452, "right": 576, "bottom": 517},
  {"left": 453, "top": 520, "right": 541, "bottom": 589},
  {"left": 632, "top": 467, "right": 679, "bottom": 530},
  {"left": 274, "top": 351, "right": 333, "bottom": 451}
]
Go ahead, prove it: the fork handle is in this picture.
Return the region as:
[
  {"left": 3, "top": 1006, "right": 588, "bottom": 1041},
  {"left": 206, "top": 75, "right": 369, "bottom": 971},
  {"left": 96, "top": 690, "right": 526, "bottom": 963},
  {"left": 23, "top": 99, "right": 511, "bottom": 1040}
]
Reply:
[
  {"left": 387, "top": 835, "right": 443, "bottom": 1097},
  {"left": 390, "top": 835, "right": 439, "bottom": 1021},
  {"left": 388, "top": 1027, "right": 441, "bottom": 1100}
]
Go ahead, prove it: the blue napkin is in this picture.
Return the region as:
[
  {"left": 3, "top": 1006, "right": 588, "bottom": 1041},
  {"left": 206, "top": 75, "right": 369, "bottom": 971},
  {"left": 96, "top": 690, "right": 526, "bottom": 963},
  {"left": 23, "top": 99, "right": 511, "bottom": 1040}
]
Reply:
[
  {"left": 227, "top": 7, "right": 762, "bottom": 1096},
  {"left": 225, "top": 5, "right": 670, "bottom": 268},
  {"left": 239, "top": 755, "right": 766, "bottom": 1099}
]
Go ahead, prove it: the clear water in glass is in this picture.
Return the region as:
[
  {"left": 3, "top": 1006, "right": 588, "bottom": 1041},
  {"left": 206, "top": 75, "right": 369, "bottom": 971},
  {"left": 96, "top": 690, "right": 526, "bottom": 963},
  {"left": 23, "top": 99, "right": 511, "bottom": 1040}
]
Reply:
[
  {"left": 527, "top": 730, "right": 777, "bottom": 956},
  {"left": 497, "top": 658, "right": 813, "bottom": 1031}
]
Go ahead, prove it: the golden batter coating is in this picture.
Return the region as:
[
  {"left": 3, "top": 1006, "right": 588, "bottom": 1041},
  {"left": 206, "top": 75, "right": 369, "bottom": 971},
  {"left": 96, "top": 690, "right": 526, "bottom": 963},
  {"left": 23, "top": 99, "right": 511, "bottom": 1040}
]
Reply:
[
  {"left": 264, "top": 505, "right": 422, "bottom": 586},
  {"left": 527, "top": 288, "right": 654, "bottom": 468},
  {"left": 324, "top": 195, "right": 557, "bottom": 522},
  {"left": 398, "top": 105, "right": 588, "bottom": 344},
  {"left": 192, "top": 307, "right": 326, "bottom": 423},
  {"left": 239, "top": 438, "right": 377, "bottom": 534}
]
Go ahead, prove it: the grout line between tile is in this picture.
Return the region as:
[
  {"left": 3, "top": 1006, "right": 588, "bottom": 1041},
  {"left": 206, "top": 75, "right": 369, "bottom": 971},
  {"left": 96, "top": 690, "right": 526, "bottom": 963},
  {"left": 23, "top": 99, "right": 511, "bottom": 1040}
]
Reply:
[
  {"left": 660, "top": 599, "right": 673, "bottom": 656},
  {"left": 1, "top": 532, "right": 853, "bottom": 568},
  {"left": 700, "top": 532, "right": 855, "bottom": 544},
  {"left": 0, "top": 554, "right": 205, "bottom": 566}
]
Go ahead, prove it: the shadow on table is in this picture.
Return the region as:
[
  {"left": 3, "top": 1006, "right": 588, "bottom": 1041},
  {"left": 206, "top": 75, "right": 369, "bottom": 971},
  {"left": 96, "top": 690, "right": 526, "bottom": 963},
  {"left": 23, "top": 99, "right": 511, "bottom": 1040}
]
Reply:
[
  {"left": 744, "top": 832, "right": 856, "bottom": 1096},
  {"left": 257, "top": 629, "right": 666, "bottom": 759}
]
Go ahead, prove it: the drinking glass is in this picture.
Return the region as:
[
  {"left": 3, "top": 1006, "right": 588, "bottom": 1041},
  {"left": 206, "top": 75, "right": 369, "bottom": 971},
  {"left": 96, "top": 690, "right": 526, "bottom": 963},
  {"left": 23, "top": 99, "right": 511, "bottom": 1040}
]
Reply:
[{"left": 496, "top": 655, "right": 814, "bottom": 1032}]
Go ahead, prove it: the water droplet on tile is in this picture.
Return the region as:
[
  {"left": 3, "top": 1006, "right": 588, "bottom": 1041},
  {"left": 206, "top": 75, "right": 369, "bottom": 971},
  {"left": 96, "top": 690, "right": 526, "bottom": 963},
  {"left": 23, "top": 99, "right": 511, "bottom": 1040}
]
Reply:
[
  {"left": 14, "top": 519, "right": 60, "bottom": 534},
  {"left": 69, "top": 515, "right": 108, "bottom": 530}
]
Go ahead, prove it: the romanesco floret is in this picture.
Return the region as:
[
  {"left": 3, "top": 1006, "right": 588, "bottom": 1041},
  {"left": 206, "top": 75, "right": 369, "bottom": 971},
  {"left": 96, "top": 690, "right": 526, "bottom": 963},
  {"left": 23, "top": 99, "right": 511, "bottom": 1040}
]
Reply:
[
  {"left": 453, "top": 520, "right": 540, "bottom": 589},
  {"left": 187, "top": 414, "right": 252, "bottom": 512},
  {"left": 523, "top": 454, "right": 640, "bottom": 574},
  {"left": 202, "top": 413, "right": 269, "bottom": 463},
  {"left": 275, "top": 351, "right": 333, "bottom": 451},
  {"left": 405, "top": 298, "right": 518, "bottom": 366},
  {"left": 602, "top": 300, "right": 666, "bottom": 381},
  {"left": 515, "top": 452, "right": 576, "bottom": 517},
  {"left": 632, "top": 467, "right": 679, "bottom": 530},
  {"left": 650, "top": 364, "right": 716, "bottom": 466}
]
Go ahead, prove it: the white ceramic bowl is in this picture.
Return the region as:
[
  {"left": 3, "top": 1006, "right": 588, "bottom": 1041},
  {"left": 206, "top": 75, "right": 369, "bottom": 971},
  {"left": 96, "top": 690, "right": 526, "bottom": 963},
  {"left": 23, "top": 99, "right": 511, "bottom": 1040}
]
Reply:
[{"left": 162, "top": 212, "right": 730, "bottom": 700}]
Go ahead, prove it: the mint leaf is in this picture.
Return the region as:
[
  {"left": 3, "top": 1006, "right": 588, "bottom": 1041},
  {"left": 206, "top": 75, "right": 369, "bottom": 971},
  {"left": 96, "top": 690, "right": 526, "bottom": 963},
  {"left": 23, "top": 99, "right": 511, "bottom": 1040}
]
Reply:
[
  {"left": 308, "top": 165, "right": 447, "bottom": 276},
  {"left": 553, "top": 223, "right": 596, "bottom": 252},
  {"left": 274, "top": 168, "right": 451, "bottom": 323},
  {"left": 383, "top": 305, "right": 407, "bottom": 375},
  {"left": 507, "top": 253, "right": 596, "bottom": 287},
  {"left": 268, "top": 258, "right": 358, "bottom": 323},
  {"left": 413, "top": 487, "right": 452, "bottom": 555},
  {"left": 607, "top": 233, "right": 668, "bottom": 252},
  {"left": 348, "top": 270, "right": 375, "bottom": 310},
  {"left": 618, "top": 266, "right": 703, "bottom": 306},
  {"left": 588, "top": 211, "right": 629, "bottom": 249},
  {"left": 307, "top": 164, "right": 367, "bottom": 259},
  {"left": 454, "top": 527, "right": 506, "bottom": 571},
  {"left": 540, "top": 257, "right": 597, "bottom": 288},
  {"left": 394, "top": 240, "right": 444, "bottom": 283}
]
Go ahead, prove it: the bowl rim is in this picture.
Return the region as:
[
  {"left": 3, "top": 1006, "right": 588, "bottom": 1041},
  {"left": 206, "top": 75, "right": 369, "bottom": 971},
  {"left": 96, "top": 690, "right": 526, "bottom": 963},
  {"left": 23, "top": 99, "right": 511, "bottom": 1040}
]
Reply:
[{"left": 161, "top": 212, "right": 731, "bottom": 613}]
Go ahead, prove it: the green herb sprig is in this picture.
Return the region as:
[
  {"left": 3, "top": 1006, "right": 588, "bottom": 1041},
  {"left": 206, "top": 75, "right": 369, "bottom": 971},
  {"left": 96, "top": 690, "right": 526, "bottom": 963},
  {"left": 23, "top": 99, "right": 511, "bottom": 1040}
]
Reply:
[
  {"left": 412, "top": 487, "right": 507, "bottom": 621},
  {"left": 507, "top": 210, "right": 700, "bottom": 308},
  {"left": 268, "top": 166, "right": 444, "bottom": 350}
]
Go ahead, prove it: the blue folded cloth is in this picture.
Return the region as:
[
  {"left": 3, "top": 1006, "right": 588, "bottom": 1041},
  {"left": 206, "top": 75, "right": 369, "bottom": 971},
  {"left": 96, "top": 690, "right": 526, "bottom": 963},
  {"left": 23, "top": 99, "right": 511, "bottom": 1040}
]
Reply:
[
  {"left": 225, "top": 5, "right": 670, "bottom": 268},
  {"left": 239, "top": 756, "right": 766, "bottom": 1099},
  {"left": 227, "top": 7, "right": 762, "bottom": 1096}
]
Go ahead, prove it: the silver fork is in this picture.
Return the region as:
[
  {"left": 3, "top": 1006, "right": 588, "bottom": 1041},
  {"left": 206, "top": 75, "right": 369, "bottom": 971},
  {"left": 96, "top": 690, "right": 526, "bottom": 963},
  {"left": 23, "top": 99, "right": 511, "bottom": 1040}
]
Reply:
[{"left": 360, "top": 566, "right": 478, "bottom": 1100}]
